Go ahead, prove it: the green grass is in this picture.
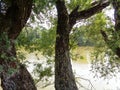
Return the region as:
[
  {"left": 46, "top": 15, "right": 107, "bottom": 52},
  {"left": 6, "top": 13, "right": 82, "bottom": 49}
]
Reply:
[
  {"left": 17, "top": 46, "right": 94, "bottom": 64},
  {"left": 71, "top": 46, "right": 94, "bottom": 64}
]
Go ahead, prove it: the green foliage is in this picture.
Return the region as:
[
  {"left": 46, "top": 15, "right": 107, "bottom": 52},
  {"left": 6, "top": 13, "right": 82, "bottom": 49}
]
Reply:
[
  {"left": 70, "top": 27, "right": 94, "bottom": 47},
  {"left": 0, "top": 32, "right": 18, "bottom": 75},
  {"left": 16, "top": 50, "right": 26, "bottom": 62},
  {"left": 16, "top": 26, "right": 56, "bottom": 57},
  {"left": 8, "top": 68, "right": 17, "bottom": 75},
  {"left": 16, "top": 27, "right": 41, "bottom": 51},
  {"left": 33, "top": 62, "right": 53, "bottom": 84},
  {"left": 91, "top": 47, "right": 120, "bottom": 78},
  {"left": 16, "top": 26, "right": 56, "bottom": 84},
  {"left": 67, "top": 0, "right": 92, "bottom": 11},
  {"left": 68, "top": 11, "right": 120, "bottom": 78},
  {"left": 69, "top": 13, "right": 107, "bottom": 48},
  {"left": 85, "top": 13, "right": 120, "bottom": 78},
  {"left": 0, "top": 65, "right": 3, "bottom": 72},
  {"left": 15, "top": 0, "right": 120, "bottom": 81},
  {"left": 38, "top": 27, "right": 56, "bottom": 57}
]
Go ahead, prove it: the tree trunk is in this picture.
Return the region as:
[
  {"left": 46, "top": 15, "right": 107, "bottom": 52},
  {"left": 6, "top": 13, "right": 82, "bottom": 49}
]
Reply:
[
  {"left": 0, "top": 0, "right": 37, "bottom": 90},
  {"left": 55, "top": 1, "right": 78, "bottom": 90},
  {"left": 55, "top": 0, "right": 109, "bottom": 90},
  {"left": 0, "top": 38, "right": 36, "bottom": 90}
]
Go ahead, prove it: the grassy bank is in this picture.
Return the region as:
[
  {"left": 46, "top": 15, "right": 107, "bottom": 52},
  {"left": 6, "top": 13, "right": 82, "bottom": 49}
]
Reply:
[{"left": 71, "top": 46, "right": 94, "bottom": 64}]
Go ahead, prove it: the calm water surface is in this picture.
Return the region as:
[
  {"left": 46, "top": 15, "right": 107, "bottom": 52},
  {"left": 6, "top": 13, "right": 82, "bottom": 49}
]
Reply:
[{"left": 26, "top": 54, "right": 120, "bottom": 90}]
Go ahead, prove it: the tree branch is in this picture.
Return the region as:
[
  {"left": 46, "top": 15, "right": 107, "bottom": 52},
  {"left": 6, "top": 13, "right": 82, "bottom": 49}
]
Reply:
[
  {"left": 77, "top": 1, "right": 110, "bottom": 20},
  {"left": 100, "top": 30, "right": 108, "bottom": 42},
  {"left": 69, "top": 5, "right": 79, "bottom": 28},
  {"left": 69, "top": 1, "right": 110, "bottom": 27},
  {"left": 101, "top": 30, "right": 120, "bottom": 58}
]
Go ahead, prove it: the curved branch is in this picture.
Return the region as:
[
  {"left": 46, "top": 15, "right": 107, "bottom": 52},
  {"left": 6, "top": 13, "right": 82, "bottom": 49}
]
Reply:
[
  {"left": 76, "top": 1, "right": 110, "bottom": 20},
  {"left": 69, "top": 1, "right": 110, "bottom": 27}
]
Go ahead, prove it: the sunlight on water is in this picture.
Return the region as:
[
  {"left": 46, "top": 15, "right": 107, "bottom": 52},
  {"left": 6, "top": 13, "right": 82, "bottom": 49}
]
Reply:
[
  {"left": 35, "top": 61, "right": 120, "bottom": 90},
  {"left": 72, "top": 62, "right": 120, "bottom": 90},
  {"left": 24, "top": 53, "right": 120, "bottom": 90}
]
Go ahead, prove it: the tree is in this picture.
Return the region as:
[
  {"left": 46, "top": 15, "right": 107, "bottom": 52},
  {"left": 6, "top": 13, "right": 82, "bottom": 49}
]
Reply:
[
  {"left": 0, "top": 0, "right": 36, "bottom": 90},
  {"left": 55, "top": 0, "right": 109, "bottom": 90},
  {"left": 13, "top": 0, "right": 120, "bottom": 89},
  {"left": 0, "top": 0, "right": 111, "bottom": 90}
]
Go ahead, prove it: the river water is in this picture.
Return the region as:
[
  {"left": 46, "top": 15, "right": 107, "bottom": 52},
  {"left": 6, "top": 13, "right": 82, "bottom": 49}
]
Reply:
[
  {"left": 35, "top": 62, "right": 120, "bottom": 90},
  {"left": 25, "top": 53, "right": 120, "bottom": 90},
  {"left": 72, "top": 62, "right": 120, "bottom": 90}
]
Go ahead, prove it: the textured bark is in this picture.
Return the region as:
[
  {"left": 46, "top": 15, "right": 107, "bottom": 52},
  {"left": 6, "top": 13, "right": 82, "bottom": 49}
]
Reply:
[
  {"left": 55, "top": 1, "right": 78, "bottom": 90},
  {"left": 0, "top": 0, "right": 37, "bottom": 90},
  {"left": 0, "top": 40, "right": 36, "bottom": 90},
  {"left": 55, "top": 0, "right": 109, "bottom": 90},
  {"left": 1, "top": 65, "right": 36, "bottom": 90}
]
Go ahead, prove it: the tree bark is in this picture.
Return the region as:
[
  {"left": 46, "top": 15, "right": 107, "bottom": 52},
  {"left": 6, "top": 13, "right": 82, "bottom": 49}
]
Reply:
[
  {"left": 55, "top": 0, "right": 109, "bottom": 90},
  {"left": 55, "top": 1, "right": 78, "bottom": 90},
  {"left": 0, "top": 0, "right": 37, "bottom": 90}
]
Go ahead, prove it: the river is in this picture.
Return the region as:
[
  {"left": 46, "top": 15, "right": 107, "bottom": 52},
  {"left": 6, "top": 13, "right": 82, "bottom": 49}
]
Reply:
[{"left": 25, "top": 53, "right": 120, "bottom": 90}]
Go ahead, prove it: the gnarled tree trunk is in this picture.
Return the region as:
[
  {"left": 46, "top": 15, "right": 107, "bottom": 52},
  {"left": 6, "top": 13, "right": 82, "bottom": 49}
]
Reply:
[{"left": 0, "top": 0, "right": 37, "bottom": 90}]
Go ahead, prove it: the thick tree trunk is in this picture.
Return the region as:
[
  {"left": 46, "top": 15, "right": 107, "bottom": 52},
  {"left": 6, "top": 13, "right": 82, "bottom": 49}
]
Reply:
[
  {"left": 55, "top": 1, "right": 78, "bottom": 90},
  {"left": 0, "top": 37, "right": 36, "bottom": 90},
  {"left": 55, "top": 0, "right": 109, "bottom": 90},
  {"left": 55, "top": 34, "right": 78, "bottom": 90},
  {"left": 0, "top": 0, "right": 37, "bottom": 90}
]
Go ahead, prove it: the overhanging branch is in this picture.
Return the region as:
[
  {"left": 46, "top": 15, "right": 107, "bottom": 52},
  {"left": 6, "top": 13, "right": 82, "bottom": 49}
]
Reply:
[
  {"left": 69, "top": 1, "right": 110, "bottom": 27},
  {"left": 76, "top": 1, "right": 110, "bottom": 20}
]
